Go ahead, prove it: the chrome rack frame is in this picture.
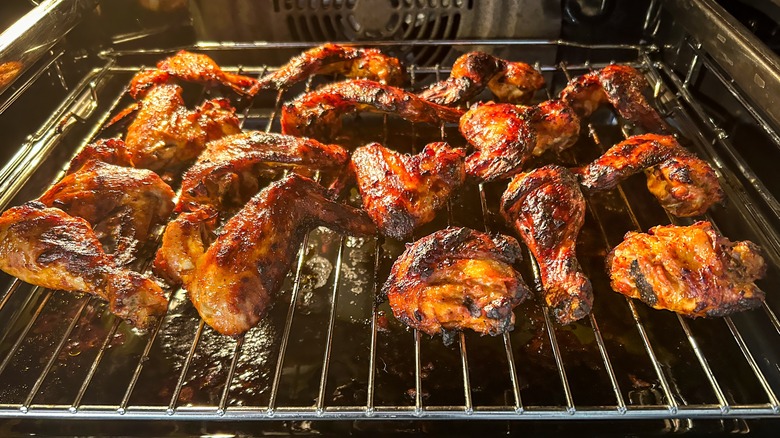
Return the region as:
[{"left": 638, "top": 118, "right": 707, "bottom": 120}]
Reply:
[{"left": 0, "top": 40, "right": 777, "bottom": 422}]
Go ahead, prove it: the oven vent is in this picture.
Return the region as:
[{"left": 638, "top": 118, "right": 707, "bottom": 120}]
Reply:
[
  {"left": 273, "top": 0, "right": 465, "bottom": 66},
  {"left": 192, "top": 0, "right": 560, "bottom": 70}
]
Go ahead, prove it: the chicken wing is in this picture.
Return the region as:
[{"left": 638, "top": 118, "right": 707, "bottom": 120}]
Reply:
[
  {"left": 419, "top": 51, "right": 544, "bottom": 106},
  {"left": 124, "top": 83, "right": 241, "bottom": 172},
  {"left": 0, "top": 202, "right": 168, "bottom": 328},
  {"left": 129, "top": 50, "right": 259, "bottom": 99},
  {"left": 573, "top": 134, "right": 723, "bottom": 217},
  {"left": 177, "top": 131, "right": 349, "bottom": 214},
  {"left": 253, "top": 43, "right": 405, "bottom": 92},
  {"left": 606, "top": 222, "right": 766, "bottom": 317},
  {"left": 460, "top": 100, "right": 580, "bottom": 181},
  {"left": 383, "top": 227, "right": 529, "bottom": 341},
  {"left": 560, "top": 64, "right": 669, "bottom": 133},
  {"left": 281, "top": 79, "right": 463, "bottom": 141},
  {"left": 183, "top": 174, "right": 375, "bottom": 335},
  {"left": 153, "top": 208, "right": 217, "bottom": 285},
  {"left": 500, "top": 165, "right": 593, "bottom": 324},
  {"left": 351, "top": 142, "right": 465, "bottom": 240},
  {"left": 39, "top": 160, "right": 175, "bottom": 263}
]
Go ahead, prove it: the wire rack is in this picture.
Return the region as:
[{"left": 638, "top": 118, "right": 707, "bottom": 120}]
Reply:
[{"left": 0, "top": 40, "right": 778, "bottom": 422}]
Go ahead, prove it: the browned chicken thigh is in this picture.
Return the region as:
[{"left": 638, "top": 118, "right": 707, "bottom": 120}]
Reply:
[
  {"left": 281, "top": 79, "right": 463, "bottom": 141},
  {"left": 351, "top": 142, "right": 465, "bottom": 240},
  {"left": 253, "top": 43, "right": 405, "bottom": 91},
  {"left": 460, "top": 100, "right": 580, "bottom": 181},
  {"left": 178, "top": 174, "right": 375, "bottom": 335},
  {"left": 39, "top": 160, "right": 175, "bottom": 263},
  {"left": 384, "top": 227, "right": 530, "bottom": 342},
  {"left": 129, "top": 50, "right": 259, "bottom": 99},
  {"left": 0, "top": 202, "right": 168, "bottom": 328},
  {"left": 419, "top": 51, "right": 545, "bottom": 106},
  {"left": 573, "top": 134, "right": 723, "bottom": 217},
  {"left": 124, "top": 84, "right": 241, "bottom": 172},
  {"left": 560, "top": 64, "right": 669, "bottom": 133},
  {"left": 607, "top": 222, "right": 766, "bottom": 317},
  {"left": 500, "top": 165, "right": 593, "bottom": 324},
  {"left": 176, "top": 131, "right": 349, "bottom": 214}
]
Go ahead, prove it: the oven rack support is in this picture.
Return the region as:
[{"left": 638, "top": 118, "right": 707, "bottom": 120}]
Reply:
[{"left": 0, "top": 40, "right": 777, "bottom": 422}]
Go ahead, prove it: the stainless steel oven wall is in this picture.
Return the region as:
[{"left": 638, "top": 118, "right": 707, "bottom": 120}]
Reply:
[{"left": 654, "top": 0, "right": 780, "bottom": 231}]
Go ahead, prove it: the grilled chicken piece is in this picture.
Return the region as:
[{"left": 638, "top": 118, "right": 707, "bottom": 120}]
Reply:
[
  {"left": 156, "top": 132, "right": 348, "bottom": 284},
  {"left": 384, "top": 227, "right": 530, "bottom": 341},
  {"left": 39, "top": 160, "right": 175, "bottom": 263},
  {"left": 0, "top": 202, "right": 168, "bottom": 328},
  {"left": 182, "top": 174, "right": 375, "bottom": 335},
  {"left": 419, "top": 51, "right": 544, "bottom": 106},
  {"left": 177, "top": 131, "right": 349, "bottom": 214},
  {"left": 124, "top": 84, "right": 241, "bottom": 172},
  {"left": 500, "top": 165, "right": 593, "bottom": 324},
  {"left": 460, "top": 100, "right": 580, "bottom": 181},
  {"left": 281, "top": 79, "right": 463, "bottom": 141},
  {"left": 154, "top": 208, "right": 217, "bottom": 285},
  {"left": 253, "top": 43, "right": 405, "bottom": 92},
  {"left": 66, "top": 139, "right": 135, "bottom": 174},
  {"left": 129, "top": 50, "right": 258, "bottom": 99},
  {"left": 560, "top": 64, "right": 669, "bottom": 133},
  {"left": 607, "top": 221, "right": 766, "bottom": 317},
  {"left": 351, "top": 142, "right": 465, "bottom": 240},
  {"left": 573, "top": 134, "right": 723, "bottom": 217}
]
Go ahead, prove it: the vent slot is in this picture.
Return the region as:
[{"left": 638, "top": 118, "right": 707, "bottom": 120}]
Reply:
[{"left": 276, "top": 0, "right": 464, "bottom": 66}]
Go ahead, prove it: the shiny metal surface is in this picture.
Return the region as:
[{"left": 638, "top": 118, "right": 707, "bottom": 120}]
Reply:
[
  {"left": 664, "top": 0, "right": 780, "bottom": 138},
  {"left": 0, "top": 0, "right": 97, "bottom": 98}
]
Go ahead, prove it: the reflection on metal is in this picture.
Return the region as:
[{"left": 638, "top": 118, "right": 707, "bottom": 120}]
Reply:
[
  {"left": 665, "top": 0, "right": 780, "bottom": 138},
  {"left": 0, "top": 0, "right": 98, "bottom": 97}
]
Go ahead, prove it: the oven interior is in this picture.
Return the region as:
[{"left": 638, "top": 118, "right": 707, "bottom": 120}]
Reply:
[{"left": 0, "top": 0, "right": 780, "bottom": 435}]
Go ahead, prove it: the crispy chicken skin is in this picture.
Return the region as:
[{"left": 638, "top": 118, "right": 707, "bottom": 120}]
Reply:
[
  {"left": 155, "top": 132, "right": 349, "bottom": 283},
  {"left": 459, "top": 103, "right": 532, "bottom": 182},
  {"left": 459, "top": 100, "right": 580, "bottom": 181},
  {"left": 573, "top": 134, "right": 723, "bottom": 217},
  {"left": 606, "top": 222, "right": 766, "bottom": 317},
  {"left": 182, "top": 174, "right": 375, "bottom": 335},
  {"left": 124, "top": 84, "right": 241, "bottom": 172},
  {"left": 177, "top": 131, "right": 349, "bottom": 214},
  {"left": 153, "top": 208, "right": 217, "bottom": 285},
  {"left": 500, "top": 165, "right": 593, "bottom": 324},
  {"left": 281, "top": 79, "right": 464, "bottom": 141},
  {"left": 525, "top": 100, "right": 582, "bottom": 156},
  {"left": 560, "top": 64, "right": 669, "bottom": 133},
  {"left": 384, "top": 227, "right": 530, "bottom": 341},
  {"left": 253, "top": 43, "right": 405, "bottom": 91},
  {"left": 129, "top": 50, "right": 259, "bottom": 99},
  {"left": 0, "top": 202, "right": 168, "bottom": 328},
  {"left": 39, "top": 160, "right": 175, "bottom": 263},
  {"left": 419, "top": 51, "right": 545, "bottom": 106},
  {"left": 351, "top": 142, "right": 465, "bottom": 240},
  {"left": 66, "top": 139, "right": 135, "bottom": 174}
]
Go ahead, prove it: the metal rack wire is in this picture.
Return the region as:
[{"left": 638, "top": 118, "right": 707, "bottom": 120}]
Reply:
[{"left": 0, "top": 40, "right": 778, "bottom": 421}]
